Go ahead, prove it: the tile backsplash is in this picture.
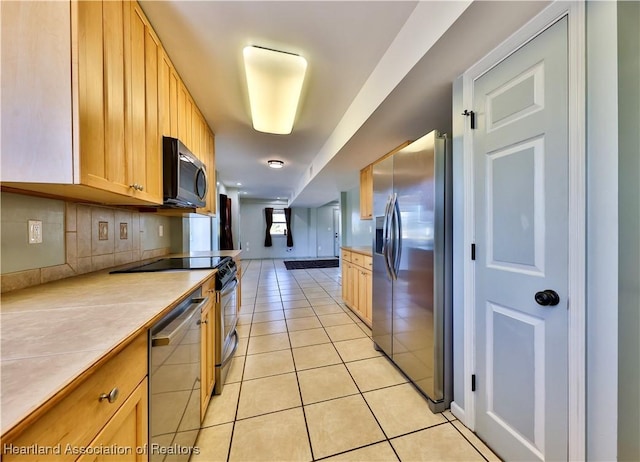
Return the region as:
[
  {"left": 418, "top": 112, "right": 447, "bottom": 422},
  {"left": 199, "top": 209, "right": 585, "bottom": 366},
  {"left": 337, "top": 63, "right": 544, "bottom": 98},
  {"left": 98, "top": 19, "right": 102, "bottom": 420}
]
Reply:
[
  {"left": 1, "top": 193, "right": 65, "bottom": 274},
  {"left": 1, "top": 192, "right": 175, "bottom": 293}
]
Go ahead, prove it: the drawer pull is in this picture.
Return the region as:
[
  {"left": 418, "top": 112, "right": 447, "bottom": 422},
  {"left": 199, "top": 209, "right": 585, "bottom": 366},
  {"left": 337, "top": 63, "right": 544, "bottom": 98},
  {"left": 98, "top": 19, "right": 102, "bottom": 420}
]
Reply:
[{"left": 99, "top": 387, "right": 119, "bottom": 404}]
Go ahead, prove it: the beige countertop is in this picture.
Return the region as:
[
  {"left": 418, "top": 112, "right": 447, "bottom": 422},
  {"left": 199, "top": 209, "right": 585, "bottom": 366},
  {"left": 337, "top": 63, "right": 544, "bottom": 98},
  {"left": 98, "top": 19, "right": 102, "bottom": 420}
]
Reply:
[
  {"left": 341, "top": 246, "right": 373, "bottom": 257},
  {"left": 0, "top": 249, "right": 242, "bottom": 439}
]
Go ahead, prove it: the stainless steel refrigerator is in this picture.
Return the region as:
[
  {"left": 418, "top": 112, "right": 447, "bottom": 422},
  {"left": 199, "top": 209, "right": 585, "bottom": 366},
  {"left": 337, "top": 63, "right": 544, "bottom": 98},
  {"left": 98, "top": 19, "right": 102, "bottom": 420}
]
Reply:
[{"left": 372, "top": 129, "right": 452, "bottom": 412}]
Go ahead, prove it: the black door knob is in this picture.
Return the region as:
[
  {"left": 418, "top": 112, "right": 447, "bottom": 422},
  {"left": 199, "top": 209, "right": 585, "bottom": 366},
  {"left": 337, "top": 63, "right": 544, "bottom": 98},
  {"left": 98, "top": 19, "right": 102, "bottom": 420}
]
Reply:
[{"left": 535, "top": 290, "right": 560, "bottom": 306}]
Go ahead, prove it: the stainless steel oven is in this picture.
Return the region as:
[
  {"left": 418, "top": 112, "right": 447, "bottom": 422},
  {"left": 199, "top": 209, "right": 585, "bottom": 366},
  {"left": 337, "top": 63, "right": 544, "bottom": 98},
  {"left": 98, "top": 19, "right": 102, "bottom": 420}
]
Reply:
[
  {"left": 214, "top": 260, "right": 239, "bottom": 394},
  {"left": 149, "top": 289, "right": 208, "bottom": 462}
]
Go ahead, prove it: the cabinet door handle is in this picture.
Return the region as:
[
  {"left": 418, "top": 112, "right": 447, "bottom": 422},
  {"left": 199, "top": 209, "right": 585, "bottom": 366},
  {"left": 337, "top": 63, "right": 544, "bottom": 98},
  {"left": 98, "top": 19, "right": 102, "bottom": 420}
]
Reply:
[
  {"left": 138, "top": 185, "right": 144, "bottom": 191},
  {"left": 98, "top": 387, "right": 119, "bottom": 404}
]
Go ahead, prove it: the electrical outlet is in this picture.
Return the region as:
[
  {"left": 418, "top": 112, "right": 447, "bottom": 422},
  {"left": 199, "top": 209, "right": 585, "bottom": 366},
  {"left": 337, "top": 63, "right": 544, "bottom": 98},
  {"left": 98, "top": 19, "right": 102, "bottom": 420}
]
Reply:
[
  {"left": 158, "top": 225, "right": 164, "bottom": 237},
  {"left": 28, "top": 220, "right": 42, "bottom": 244}
]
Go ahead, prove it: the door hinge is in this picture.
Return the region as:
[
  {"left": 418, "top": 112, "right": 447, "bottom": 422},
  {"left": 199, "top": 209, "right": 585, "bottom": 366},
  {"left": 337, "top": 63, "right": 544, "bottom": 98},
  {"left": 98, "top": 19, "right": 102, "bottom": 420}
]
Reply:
[
  {"left": 471, "top": 243, "right": 476, "bottom": 261},
  {"left": 462, "top": 109, "right": 476, "bottom": 129},
  {"left": 471, "top": 374, "right": 476, "bottom": 392}
]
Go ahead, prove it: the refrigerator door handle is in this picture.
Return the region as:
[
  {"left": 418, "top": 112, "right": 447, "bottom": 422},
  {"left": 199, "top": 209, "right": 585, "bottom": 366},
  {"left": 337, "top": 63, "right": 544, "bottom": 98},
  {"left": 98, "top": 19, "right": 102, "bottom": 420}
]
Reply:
[
  {"left": 393, "top": 195, "right": 402, "bottom": 277},
  {"left": 388, "top": 193, "right": 398, "bottom": 280},
  {"left": 381, "top": 195, "right": 394, "bottom": 280}
]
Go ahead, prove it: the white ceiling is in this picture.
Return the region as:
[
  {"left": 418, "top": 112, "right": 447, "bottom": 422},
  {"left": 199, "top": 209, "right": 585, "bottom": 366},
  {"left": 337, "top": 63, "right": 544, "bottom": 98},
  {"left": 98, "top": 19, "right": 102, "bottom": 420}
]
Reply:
[{"left": 140, "top": 1, "right": 548, "bottom": 208}]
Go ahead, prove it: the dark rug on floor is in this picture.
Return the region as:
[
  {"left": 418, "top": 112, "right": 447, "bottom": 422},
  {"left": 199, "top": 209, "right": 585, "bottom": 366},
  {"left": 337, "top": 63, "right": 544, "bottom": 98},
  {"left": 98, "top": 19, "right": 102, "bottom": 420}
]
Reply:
[{"left": 283, "top": 259, "right": 339, "bottom": 270}]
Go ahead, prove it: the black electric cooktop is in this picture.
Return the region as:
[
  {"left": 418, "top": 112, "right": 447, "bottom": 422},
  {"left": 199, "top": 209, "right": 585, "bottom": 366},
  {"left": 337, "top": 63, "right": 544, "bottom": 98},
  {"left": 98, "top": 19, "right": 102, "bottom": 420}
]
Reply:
[{"left": 111, "top": 256, "right": 230, "bottom": 273}]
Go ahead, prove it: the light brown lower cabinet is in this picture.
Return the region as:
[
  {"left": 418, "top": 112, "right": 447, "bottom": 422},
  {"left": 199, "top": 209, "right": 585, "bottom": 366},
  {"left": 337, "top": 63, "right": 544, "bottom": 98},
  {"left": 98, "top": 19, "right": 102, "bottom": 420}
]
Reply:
[
  {"left": 200, "top": 277, "right": 216, "bottom": 420},
  {"left": 76, "top": 379, "right": 148, "bottom": 462},
  {"left": 358, "top": 268, "right": 372, "bottom": 322},
  {"left": 340, "top": 248, "right": 372, "bottom": 326},
  {"left": 3, "top": 333, "right": 148, "bottom": 462}
]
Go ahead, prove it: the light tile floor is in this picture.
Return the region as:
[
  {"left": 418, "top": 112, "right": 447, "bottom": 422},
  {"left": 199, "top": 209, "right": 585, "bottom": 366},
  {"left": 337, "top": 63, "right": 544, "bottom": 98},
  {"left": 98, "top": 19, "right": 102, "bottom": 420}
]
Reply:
[{"left": 193, "top": 259, "right": 501, "bottom": 462}]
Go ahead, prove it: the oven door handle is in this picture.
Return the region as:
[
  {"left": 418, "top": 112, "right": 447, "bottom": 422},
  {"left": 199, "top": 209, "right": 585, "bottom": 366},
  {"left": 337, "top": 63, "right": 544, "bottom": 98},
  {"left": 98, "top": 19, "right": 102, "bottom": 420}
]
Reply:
[
  {"left": 218, "top": 330, "right": 239, "bottom": 368},
  {"left": 151, "top": 297, "right": 208, "bottom": 347},
  {"left": 216, "top": 278, "right": 238, "bottom": 303}
]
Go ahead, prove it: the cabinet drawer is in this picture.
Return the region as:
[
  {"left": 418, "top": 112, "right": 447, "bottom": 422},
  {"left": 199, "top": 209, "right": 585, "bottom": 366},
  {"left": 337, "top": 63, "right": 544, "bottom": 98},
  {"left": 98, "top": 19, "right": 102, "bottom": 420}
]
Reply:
[
  {"left": 363, "top": 255, "right": 373, "bottom": 270},
  {"left": 351, "top": 253, "right": 363, "bottom": 267},
  {"left": 341, "top": 250, "right": 351, "bottom": 263},
  {"left": 202, "top": 274, "right": 216, "bottom": 298},
  {"left": 5, "top": 333, "right": 147, "bottom": 462}
]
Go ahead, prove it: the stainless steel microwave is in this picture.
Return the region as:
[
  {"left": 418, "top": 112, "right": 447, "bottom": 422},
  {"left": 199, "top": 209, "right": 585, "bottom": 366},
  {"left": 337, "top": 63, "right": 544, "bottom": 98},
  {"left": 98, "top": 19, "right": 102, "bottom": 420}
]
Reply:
[{"left": 163, "top": 137, "right": 207, "bottom": 208}]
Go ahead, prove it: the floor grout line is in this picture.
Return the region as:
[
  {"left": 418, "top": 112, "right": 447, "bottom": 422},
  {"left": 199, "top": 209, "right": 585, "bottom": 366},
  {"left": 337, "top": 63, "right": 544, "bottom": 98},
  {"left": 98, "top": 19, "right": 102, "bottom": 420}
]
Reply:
[{"left": 209, "top": 260, "right": 488, "bottom": 462}]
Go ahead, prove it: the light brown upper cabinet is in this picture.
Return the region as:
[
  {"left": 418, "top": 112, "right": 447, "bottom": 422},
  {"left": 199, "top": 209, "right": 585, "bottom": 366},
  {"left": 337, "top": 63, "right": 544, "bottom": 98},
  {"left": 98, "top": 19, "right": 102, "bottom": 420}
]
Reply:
[
  {"left": 1, "top": 0, "right": 216, "bottom": 212},
  {"left": 191, "top": 105, "right": 202, "bottom": 159},
  {"left": 1, "top": 1, "right": 161, "bottom": 205},
  {"left": 359, "top": 165, "right": 373, "bottom": 220},
  {"left": 128, "top": 1, "right": 163, "bottom": 203},
  {"left": 197, "top": 127, "right": 217, "bottom": 217},
  {"left": 359, "top": 141, "right": 412, "bottom": 219},
  {"left": 177, "top": 86, "right": 194, "bottom": 150}
]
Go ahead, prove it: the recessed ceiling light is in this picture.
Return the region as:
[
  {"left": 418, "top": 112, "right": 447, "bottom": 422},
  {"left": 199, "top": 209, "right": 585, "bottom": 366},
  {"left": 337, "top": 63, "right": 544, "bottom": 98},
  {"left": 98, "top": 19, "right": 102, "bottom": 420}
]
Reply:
[
  {"left": 236, "top": 182, "right": 242, "bottom": 186},
  {"left": 243, "top": 46, "right": 307, "bottom": 135},
  {"left": 267, "top": 160, "right": 284, "bottom": 169}
]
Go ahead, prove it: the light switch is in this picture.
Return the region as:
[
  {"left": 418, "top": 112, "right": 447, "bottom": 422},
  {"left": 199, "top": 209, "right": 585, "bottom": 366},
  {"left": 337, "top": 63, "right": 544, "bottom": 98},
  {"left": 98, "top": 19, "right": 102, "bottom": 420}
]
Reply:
[
  {"left": 159, "top": 225, "right": 164, "bottom": 237},
  {"left": 28, "top": 220, "right": 43, "bottom": 244}
]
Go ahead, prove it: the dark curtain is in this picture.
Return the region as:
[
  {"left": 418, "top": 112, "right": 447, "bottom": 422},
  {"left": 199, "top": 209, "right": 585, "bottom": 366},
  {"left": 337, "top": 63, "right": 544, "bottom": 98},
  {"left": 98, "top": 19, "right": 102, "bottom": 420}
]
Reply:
[
  {"left": 226, "top": 197, "right": 233, "bottom": 249},
  {"left": 219, "top": 194, "right": 234, "bottom": 250},
  {"left": 264, "top": 207, "right": 273, "bottom": 247},
  {"left": 284, "top": 207, "right": 293, "bottom": 247}
]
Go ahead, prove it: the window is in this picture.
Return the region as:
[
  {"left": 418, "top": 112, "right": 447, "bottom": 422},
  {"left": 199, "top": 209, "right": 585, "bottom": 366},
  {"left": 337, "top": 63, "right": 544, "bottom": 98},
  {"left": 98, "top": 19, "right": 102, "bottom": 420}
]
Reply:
[{"left": 270, "top": 209, "right": 287, "bottom": 235}]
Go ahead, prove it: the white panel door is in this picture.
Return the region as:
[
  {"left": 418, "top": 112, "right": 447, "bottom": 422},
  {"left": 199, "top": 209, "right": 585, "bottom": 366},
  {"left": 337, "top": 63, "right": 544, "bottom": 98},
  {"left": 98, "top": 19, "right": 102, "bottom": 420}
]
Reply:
[
  {"left": 474, "top": 17, "right": 568, "bottom": 461},
  {"left": 333, "top": 208, "right": 341, "bottom": 257}
]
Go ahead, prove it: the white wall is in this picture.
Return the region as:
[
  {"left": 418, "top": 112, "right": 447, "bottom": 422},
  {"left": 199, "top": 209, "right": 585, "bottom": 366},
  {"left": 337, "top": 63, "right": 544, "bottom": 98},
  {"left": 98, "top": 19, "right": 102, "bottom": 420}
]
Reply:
[
  {"left": 451, "top": 76, "right": 465, "bottom": 410},
  {"left": 586, "top": 3, "right": 619, "bottom": 459},
  {"left": 342, "top": 186, "right": 373, "bottom": 247},
  {"left": 238, "top": 199, "right": 315, "bottom": 259},
  {"left": 617, "top": 1, "right": 640, "bottom": 460}
]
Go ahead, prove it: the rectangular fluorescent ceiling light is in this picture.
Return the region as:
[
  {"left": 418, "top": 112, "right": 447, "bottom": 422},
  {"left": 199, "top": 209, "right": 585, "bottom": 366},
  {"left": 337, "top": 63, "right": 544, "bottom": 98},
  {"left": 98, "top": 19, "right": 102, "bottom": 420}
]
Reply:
[{"left": 243, "top": 46, "right": 307, "bottom": 135}]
